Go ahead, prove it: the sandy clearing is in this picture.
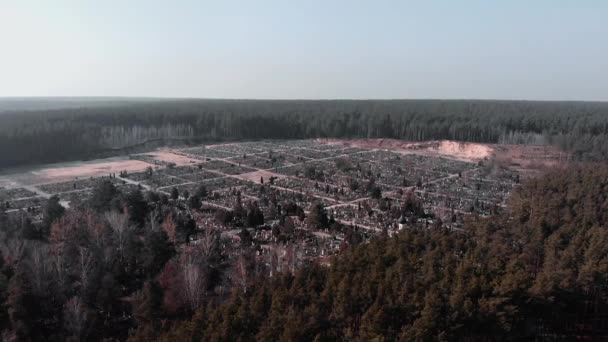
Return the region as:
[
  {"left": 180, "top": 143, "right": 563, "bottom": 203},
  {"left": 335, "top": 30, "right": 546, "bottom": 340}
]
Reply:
[
  {"left": 35, "top": 160, "right": 153, "bottom": 184},
  {"left": 146, "top": 150, "right": 201, "bottom": 166},
  {"left": 318, "top": 139, "right": 493, "bottom": 161},
  {"left": 492, "top": 144, "right": 569, "bottom": 175},
  {"left": 319, "top": 138, "right": 569, "bottom": 176},
  {"left": 0, "top": 159, "right": 154, "bottom": 186},
  {"left": 435, "top": 141, "right": 492, "bottom": 160}
]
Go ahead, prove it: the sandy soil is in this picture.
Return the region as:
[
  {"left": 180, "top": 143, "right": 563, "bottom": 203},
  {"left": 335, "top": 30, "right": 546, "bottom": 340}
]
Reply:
[
  {"left": 492, "top": 144, "right": 569, "bottom": 174},
  {"left": 321, "top": 138, "right": 568, "bottom": 175},
  {"left": 0, "top": 158, "right": 154, "bottom": 186},
  {"left": 319, "top": 139, "right": 493, "bottom": 161},
  {"left": 146, "top": 150, "right": 201, "bottom": 166},
  {"left": 435, "top": 141, "right": 493, "bottom": 160}
]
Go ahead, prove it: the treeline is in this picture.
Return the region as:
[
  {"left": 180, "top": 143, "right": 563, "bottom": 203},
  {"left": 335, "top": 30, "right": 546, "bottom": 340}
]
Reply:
[
  {"left": 1, "top": 99, "right": 608, "bottom": 167},
  {"left": 147, "top": 165, "right": 608, "bottom": 341}
]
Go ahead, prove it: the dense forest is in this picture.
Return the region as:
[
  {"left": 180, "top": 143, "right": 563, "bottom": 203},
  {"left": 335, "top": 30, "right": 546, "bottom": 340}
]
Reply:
[
  {"left": 0, "top": 165, "right": 607, "bottom": 340},
  {"left": 146, "top": 165, "right": 608, "bottom": 341},
  {"left": 1, "top": 99, "right": 608, "bottom": 167}
]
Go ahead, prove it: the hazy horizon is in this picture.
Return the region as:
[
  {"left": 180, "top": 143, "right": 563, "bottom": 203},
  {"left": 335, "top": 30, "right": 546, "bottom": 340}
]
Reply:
[
  {"left": 2, "top": 96, "right": 607, "bottom": 102},
  {"left": 1, "top": 1, "right": 607, "bottom": 101}
]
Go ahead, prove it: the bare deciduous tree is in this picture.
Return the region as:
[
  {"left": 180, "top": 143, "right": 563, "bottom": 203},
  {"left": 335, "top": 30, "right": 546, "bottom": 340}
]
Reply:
[
  {"left": 29, "top": 243, "right": 51, "bottom": 296},
  {"left": 84, "top": 211, "right": 107, "bottom": 249},
  {"left": 232, "top": 254, "right": 250, "bottom": 293},
  {"left": 76, "top": 247, "right": 94, "bottom": 294},
  {"left": 147, "top": 210, "right": 161, "bottom": 232},
  {"left": 104, "top": 211, "right": 130, "bottom": 260},
  {"left": 0, "top": 238, "right": 26, "bottom": 267},
  {"left": 284, "top": 242, "right": 299, "bottom": 275},
  {"left": 63, "top": 296, "right": 88, "bottom": 342},
  {"left": 181, "top": 263, "right": 203, "bottom": 311},
  {"left": 267, "top": 245, "right": 280, "bottom": 277},
  {"left": 50, "top": 248, "right": 69, "bottom": 297},
  {"left": 197, "top": 228, "right": 220, "bottom": 260}
]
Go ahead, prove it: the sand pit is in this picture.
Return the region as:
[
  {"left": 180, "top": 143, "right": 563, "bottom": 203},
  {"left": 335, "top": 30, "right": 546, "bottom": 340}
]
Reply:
[
  {"left": 319, "top": 138, "right": 568, "bottom": 175},
  {"left": 433, "top": 141, "right": 493, "bottom": 160},
  {"left": 146, "top": 150, "right": 201, "bottom": 166},
  {"left": 36, "top": 160, "right": 153, "bottom": 182},
  {"left": 319, "top": 139, "right": 493, "bottom": 161},
  {"left": 0, "top": 158, "right": 154, "bottom": 186}
]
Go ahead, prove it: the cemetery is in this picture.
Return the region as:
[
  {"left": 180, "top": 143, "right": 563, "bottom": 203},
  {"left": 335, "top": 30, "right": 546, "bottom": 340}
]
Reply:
[{"left": 0, "top": 139, "right": 521, "bottom": 259}]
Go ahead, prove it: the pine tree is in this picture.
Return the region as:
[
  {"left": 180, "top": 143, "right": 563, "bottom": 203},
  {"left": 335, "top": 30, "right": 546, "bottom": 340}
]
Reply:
[
  {"left": 133, "top": 281, "right": 164, "bottom": 340},
  {"left": 7, "top": 269, "right": 37, "bottom": 340},
  {"left": 42, "top": 195, "right": 65, "bottom": 237},
  {"left": 170, "top": 187, "right": 179, "bottom": 201}
]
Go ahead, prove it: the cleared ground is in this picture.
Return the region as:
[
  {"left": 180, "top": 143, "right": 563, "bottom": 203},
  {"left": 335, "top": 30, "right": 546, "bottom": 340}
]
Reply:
[
  {"left": 318, "top": 139, "right": 494, "bottom": 161},
  {"left": 0, "top": 157, "right": 153, "bottom": 186}
]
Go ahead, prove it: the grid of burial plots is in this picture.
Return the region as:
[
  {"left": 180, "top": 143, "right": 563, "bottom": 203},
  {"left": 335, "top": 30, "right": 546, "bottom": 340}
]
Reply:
[{"left": 2, "top": 140, "right": 519, "bottom": 231}]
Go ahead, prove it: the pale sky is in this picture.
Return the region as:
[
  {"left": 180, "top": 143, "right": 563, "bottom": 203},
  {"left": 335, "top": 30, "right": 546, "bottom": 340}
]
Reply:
[{"left": 0, "top": 0, "right": 607, "bottom": 100}]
